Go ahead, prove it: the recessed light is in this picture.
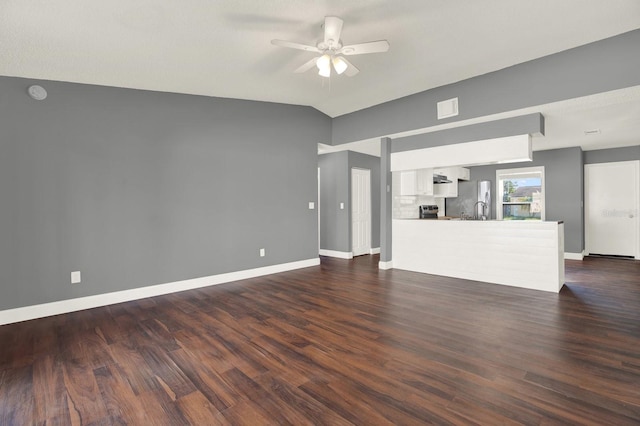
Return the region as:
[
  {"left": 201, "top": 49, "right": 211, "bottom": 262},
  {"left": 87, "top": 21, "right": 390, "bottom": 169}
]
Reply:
[{"left": 584, "top": 129, "right": 601, "bottom": 135}]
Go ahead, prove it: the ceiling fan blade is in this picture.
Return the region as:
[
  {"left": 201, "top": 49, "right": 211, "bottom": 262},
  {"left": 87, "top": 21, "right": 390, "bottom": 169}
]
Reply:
[
  {"left": 271, "top": 39, "right": 320, "bottom": 53},
  {"left": 294, "top": 57, "right": 319, "bottom": 73},
  {"left": 341, "top": 40, "right": 390, "bottom": 55},
  {"left": 323, "top": 16, "right": 343, "bottom": 46},
  {"left": 341, "top": 57, "right": 360, "bottom": 77}
]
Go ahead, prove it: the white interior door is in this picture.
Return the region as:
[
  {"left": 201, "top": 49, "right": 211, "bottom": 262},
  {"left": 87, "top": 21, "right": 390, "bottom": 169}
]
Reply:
[
  {"left": 352, "top": 168, "right": 371, "bottom": 257},
  {"left": 585, "top": 160, "right": 640, "bottom": 259}
]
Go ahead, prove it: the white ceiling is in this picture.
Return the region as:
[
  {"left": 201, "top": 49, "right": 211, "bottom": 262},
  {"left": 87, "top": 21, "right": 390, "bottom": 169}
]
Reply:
[{"left": 2, "top": 0, "right": 640, "bottom": 151}]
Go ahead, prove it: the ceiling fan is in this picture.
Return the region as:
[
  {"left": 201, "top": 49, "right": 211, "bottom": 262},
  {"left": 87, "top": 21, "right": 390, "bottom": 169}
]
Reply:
[{"left": 271, "top": 16, "right": 390, "bottom": 78}]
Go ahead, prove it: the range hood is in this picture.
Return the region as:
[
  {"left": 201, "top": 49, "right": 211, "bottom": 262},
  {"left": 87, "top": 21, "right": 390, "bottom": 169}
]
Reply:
[{"left": 433, "top": 174, "right": 452, "bottom": 184}]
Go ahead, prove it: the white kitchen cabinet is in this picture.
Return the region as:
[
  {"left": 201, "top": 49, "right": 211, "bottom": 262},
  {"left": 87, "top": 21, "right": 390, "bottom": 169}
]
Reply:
[
  {"left": 458, "top": 167, "right": 470, "bottom": 181},
  {"left": 434, "top": 182, "right": 457, "bottom": 197},
  {"left": 433, "top": 168, "right": 447, "bottom": 178},
  {"left": 416, "top": 169, "right": 433, "bottom": 195},
  {"left": 399, "top": 171, "right": 417, "bottom": 195},
  {"left": 400, "top": 169, "right": 433, "bottom": 195},
  {"left": 433, "top": 167, "right": 470, "bottom": 198}
]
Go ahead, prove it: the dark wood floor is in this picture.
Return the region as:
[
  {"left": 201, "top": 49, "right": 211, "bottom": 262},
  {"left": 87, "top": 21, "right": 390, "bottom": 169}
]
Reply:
[{"left": 1, "top": 255, "right": 639, "bottom": 425}]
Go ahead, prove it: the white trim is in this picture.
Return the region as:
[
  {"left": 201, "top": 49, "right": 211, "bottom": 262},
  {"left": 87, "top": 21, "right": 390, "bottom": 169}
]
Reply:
[
  {"left": 319, "top": 249, "right": 354, "bottom": 259},
  {"left": 0, "top": 258, "right": 320, "bottom": 326},
  {"left": 564, "top": 252, "right": 584, "bottom": 260},
  {"left": 369, "top": 247, "right": 381, "bottom": 254},
  {"left": 585, "top": 160, "right": 640, "bottom": 260},
  {"left": 378, "top": 260, "right": 394, "bottom": 270}
]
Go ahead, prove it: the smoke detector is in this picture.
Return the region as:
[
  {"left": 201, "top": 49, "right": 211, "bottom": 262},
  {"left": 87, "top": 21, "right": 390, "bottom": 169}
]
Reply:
[{"left": 27, "top": 85, "right": 47, "bottom": 101}]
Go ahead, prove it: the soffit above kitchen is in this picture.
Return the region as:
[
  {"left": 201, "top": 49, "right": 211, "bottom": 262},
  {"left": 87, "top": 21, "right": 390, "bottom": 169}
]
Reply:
[
  {"left": 1, "top": 0, "right": 639, "bottom": 118},
  {"left": 318, "top": 85, "right": 640, "bottom": 157}
]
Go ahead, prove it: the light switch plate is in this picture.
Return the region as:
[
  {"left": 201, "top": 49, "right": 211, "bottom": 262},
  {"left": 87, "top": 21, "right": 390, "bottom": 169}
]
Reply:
[
  {"left": 340, "top": 203, "right": 344, "bottom": 210},
  {"left": 71, "top": 271, "right": 81, "bottom": 284},
  {"left": 308, "top": 202, "right": 315, "bottom": 209}
]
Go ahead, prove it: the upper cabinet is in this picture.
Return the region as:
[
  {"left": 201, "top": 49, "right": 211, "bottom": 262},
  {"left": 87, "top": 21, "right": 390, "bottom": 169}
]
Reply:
[
  {"left": 433, "top": 167, "right": 470, "bottom": 198},
  {"left": 416, "top": 169, "right": 434, "bottom": 195},
  {"left": 399, "top": 167, "right": 468, "bottom": 197},
  {"left": 399, "top": 169, "right": 434, "bottom": 195},
  {"left": 399, "top": 170, "right": 417, "bottom": 195},
  {"left": 457, "top": 167, "right": 470, "bottom": 181}
]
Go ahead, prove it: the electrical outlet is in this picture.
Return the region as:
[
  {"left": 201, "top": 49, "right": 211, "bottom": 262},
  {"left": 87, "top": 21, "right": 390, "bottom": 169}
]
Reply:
[
  {"left": 259, "top": 248, "right": 265, "bottom": 257},
  {"left": 71, "top": 271, "right": 81, "bottom": 284}
]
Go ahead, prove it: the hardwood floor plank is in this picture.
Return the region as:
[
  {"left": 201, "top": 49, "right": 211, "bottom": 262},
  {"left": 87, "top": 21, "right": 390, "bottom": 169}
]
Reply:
[
  {"left": 298, "top": 378, "right": 397, "bottom": 425},
  {"left": 135, "top": 388, "right": 191, "bottom": 426},
  {"left": 135, "top": 343, "right": 197, "bottom": 400},
  {"left": 218, "top": 399, "right": 276, "bottom": 425},
  {"left": 221, "top": 367, "right": 310, "bottom": 425},
  {"left": 61, "top": 358, "right": 109, "bottom": 425},
  {"left": 253, "top": 374, "right": 353, "bottom": 426},
  {"left": 32, "top": 355, "right": 72, "bottom": 425},
  {"left": 93, "top": 363, "right": 150, "bottom": 424},
  {"left": 0, "top": 365, "right": 35, "bottom": 425},
  {"left": 167, "top": 348, "right": 238, "bottom": 411},
  {"left": 176, "top": 390, "right": 231, "bottom": 426}
]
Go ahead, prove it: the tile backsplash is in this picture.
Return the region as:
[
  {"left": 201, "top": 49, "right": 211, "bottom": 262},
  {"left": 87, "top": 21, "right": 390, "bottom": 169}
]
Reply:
[{"left": 393, "top": 195, "right": 445, "bottom": 219}]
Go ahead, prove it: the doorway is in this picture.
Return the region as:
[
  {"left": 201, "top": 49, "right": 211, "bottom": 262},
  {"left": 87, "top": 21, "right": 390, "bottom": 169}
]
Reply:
[
  {"left": 351, "top": 168, "right": 372, "bottom": 257},
  {"left": 585, "top": 160, "right": 640, "bottom": 259}
]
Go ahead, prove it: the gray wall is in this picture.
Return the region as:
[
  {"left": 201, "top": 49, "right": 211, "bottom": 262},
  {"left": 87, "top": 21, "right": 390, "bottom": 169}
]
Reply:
[
  {"left": 380, "top": 138, "right": 392, "bottom": 262},
  {"left": 332, "top": 29, "right": 640, "bottom": 145},
  {"left": 584, "top": 145, "right": 640, "bottom": 164},
  {"left": 0, "top": 76, "right": 331, "bottom": 311},
  {"left": 318, "top": 152, "right": 349, "bottom": 252},
  {"left": 318, "top": 151, "right": 381, "bottom": 253},
  {"left": 462, "top": 147, "right": 584, "bottom": 253}
]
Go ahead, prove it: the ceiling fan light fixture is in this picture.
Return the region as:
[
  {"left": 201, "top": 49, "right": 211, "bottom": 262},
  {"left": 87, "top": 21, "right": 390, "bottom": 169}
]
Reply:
[
  {"left": 316, "top": 54, "right": 330, "bottom": 70},
  {"left": 272, "top": 16, "right": 389, "bottom": 78},
  {"left": 318, "top": 66, "right": 331, "bottom": 78},
  {"left": 332, "top": 56, "right": 348, "bottom": 75},
  {"left": 317, "top": 54, "right": 331, "bottom": 78}
]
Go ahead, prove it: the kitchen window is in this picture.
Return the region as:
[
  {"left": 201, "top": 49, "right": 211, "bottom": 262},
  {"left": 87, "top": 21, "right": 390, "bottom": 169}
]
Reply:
[{"left": 496, "top": 166, "right": 545, "bottom": 221}]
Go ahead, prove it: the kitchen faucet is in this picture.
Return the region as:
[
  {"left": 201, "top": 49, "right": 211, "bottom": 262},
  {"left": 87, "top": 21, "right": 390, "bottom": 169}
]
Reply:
[{"left": 473, "top": 201, "right": 488, "bottom": 220}]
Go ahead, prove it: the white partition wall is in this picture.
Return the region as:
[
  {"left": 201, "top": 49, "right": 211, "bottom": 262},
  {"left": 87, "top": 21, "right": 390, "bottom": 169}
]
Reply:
[{"left": 393, "top": 220, "right": 565, "bottom": 293}]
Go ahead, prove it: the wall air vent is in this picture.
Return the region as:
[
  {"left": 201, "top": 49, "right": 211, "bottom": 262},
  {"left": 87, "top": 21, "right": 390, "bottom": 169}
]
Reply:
[{"left": 437, "top": 97, "right": 459, "bottom": 120}]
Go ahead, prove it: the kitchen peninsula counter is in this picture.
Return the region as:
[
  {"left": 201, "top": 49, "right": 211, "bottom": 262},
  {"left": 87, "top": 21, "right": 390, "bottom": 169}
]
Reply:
[{"left": 392, "top": 219, "right": 565, "bottom": 292}]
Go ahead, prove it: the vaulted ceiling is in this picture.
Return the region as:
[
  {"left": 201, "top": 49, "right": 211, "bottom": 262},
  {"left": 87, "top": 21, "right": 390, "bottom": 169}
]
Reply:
[{"left": 2, "top": 0, "right": 639, "bottom": 118}]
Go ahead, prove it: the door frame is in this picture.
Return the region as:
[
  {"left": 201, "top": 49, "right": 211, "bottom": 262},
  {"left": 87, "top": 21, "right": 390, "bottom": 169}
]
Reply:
[
  {"left": 351, "top": 167, "right": 372, "bottom": 257},
  {"left": 584, "top": 160, "right": 640, "bottom": 259},
  {"left": 317, "top": 167, "right": 321, "bottom": 253}
]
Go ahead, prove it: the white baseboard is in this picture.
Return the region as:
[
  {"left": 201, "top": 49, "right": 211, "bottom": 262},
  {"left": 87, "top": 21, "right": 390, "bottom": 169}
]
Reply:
[
  {"left": 319, "top": 249, "right": 354, "bottom": 259},
  {"left": 564, "top": 252, "right": 584, "bottom": 260},
  {"left": 0, "top": 258, "right": 320, "bottom": 326},
  {"left": 378, "top": 260, "right": 394, "bottom": 270},
  {"left": 369, "top": 247, "right": 381, "bottom": 255}
]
